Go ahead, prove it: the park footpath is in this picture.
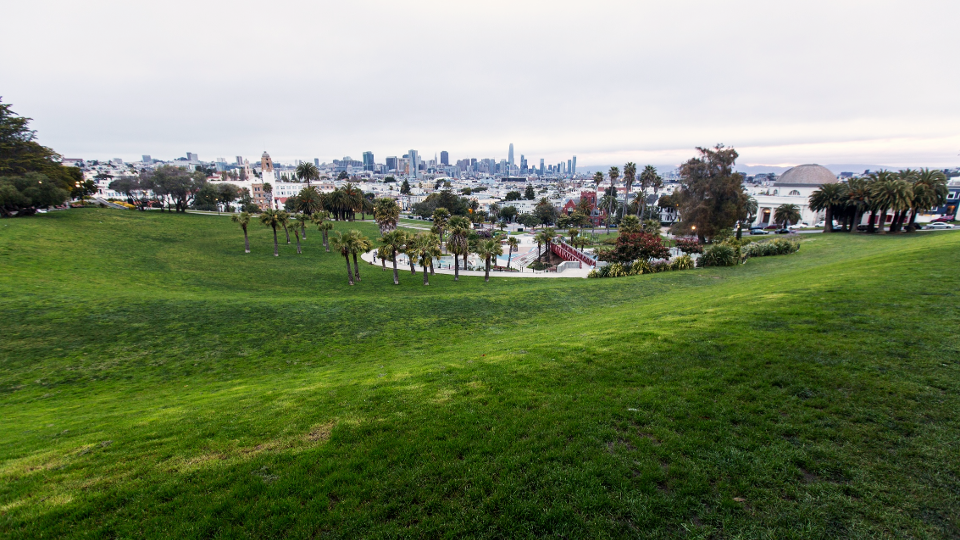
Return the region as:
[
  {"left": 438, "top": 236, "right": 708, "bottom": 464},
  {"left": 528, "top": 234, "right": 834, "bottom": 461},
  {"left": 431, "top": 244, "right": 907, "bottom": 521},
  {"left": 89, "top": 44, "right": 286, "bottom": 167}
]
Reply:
[{"left": 360, "top": 250, "right": 592, "bottom": 279}]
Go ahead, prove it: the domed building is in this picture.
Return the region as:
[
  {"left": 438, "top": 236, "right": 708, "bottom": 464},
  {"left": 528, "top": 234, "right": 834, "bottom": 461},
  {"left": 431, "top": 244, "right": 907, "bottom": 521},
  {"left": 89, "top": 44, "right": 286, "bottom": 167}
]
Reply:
[{"left": 752, "top": 164, "right": 838, "bottom": 227}]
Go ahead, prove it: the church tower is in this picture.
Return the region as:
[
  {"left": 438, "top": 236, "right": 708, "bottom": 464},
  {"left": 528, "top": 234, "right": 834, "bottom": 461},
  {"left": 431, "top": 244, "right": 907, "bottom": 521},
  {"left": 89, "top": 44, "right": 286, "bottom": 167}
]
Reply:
[{"left": 260, "top": 151, "right": 276, "bottom": 183}]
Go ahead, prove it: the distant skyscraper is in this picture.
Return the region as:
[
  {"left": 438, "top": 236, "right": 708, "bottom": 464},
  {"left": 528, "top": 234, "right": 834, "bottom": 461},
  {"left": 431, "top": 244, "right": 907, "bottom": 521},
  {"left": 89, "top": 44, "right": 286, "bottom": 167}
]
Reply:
[
  {"left": 362, "top": 151, "right": 375, "bottom": 171},
  {"left": 440, "top": 151, "right": 449, "bottom": 166},
  {"left": 314, "top": 158, "right": 320, "bottom": 167},
  {"left": 386, "top": 156, "right": 398, "bottom": 171},
  {"left": 236, "top": 156, "right": 244, "bottom": 165},
  {"left": 508, "top": 144, "right": 514, "bottom": 167},
  {"left": 142, "top": 155, "right": 152, "bottom": 163},
  {"left": 408, "top": 149, "right": 420, "bottom": 179},
  {"left": 567, "top": 159, "right": 572, "bottom": 175},
  {"left": 572, "top": 156, "right": 577, "bottom": 175},
  {"left": 186, "top": 152, "right": 198, "bottom": 162},
  {"left": 539, "top": 158, "right": 545, "bottom": 175}
]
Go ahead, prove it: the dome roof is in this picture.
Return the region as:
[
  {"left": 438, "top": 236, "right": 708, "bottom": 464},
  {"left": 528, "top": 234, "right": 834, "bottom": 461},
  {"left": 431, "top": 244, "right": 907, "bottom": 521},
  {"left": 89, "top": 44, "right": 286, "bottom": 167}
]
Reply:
[{"left": 775, "top": 164, "right": 837, "bottom": 186}]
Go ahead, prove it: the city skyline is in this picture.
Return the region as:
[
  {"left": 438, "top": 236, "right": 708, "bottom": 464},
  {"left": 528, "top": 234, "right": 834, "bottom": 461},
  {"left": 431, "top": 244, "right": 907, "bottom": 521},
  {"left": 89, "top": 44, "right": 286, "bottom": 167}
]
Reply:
[{"left": 3, "top": 1, "right": 959, "bottom": 168}]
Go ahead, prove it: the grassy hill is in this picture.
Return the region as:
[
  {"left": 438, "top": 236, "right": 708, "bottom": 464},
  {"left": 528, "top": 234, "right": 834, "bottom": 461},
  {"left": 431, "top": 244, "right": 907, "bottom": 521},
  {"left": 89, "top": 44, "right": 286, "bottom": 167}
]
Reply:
[{"left": 1, "top": 209, "right": 958, "bottom": 538}]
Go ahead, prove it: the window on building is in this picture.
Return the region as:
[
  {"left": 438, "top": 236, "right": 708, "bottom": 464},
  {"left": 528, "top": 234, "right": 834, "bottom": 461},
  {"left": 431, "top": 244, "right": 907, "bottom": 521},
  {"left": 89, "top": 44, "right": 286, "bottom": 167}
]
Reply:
[{"left": 789, "top": 190, "right": 801, "bottom": 196}]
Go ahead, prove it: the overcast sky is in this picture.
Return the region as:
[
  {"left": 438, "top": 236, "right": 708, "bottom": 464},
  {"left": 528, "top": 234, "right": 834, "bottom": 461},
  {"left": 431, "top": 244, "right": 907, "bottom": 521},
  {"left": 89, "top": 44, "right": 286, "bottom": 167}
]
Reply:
[{"left": 3, "top": 0, "right": 959, "bottom": 169}]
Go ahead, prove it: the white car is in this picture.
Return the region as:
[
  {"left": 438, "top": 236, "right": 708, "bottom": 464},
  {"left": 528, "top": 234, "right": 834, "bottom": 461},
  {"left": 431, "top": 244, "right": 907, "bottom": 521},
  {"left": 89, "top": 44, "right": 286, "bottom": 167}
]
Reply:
[
  {"left": 788, "top": 222, "right": 809, "bottom": 230},
  {"left": 924, "top": 222, "right": 955, "bottom": 230}
]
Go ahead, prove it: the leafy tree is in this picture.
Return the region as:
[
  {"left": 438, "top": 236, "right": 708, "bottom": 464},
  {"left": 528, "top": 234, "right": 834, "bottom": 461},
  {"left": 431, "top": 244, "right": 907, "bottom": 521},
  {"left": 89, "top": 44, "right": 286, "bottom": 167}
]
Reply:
[
  {"left": 773, "top": 204, "right": 801, "bottom": 228},
  {"left": 0, "top": 98, "right": 82, "bottom": 193},
  {"left": 411, "top": 190, "right": 469, "bottom": 218},
  {"left": 259, "top": 209, "right": 283, "bottom": 256},
  {"left": 524, "top": 184, "right": 535, "bottom": 200},
  {"left": 500, "top": 205, "right": 518, "bottom": 223},
  {"left": 476, "top": 238, "right": 503, "bottom": 282},
  {"left": 598, "top": 231, "right": 670, "bottom": 264},
  {"left": 192, "top": 183, "right": 220, "bottom": 211},
  {"left": 517, "top": 213, "right": 539, "bottom": 230},
  {"left": 109, "top": 176, "right": 149, "bottom": 210},
  {"left": 337, "top": 170, "right": 349, "bottom": 180},
  {"left": 534, "top": 198, "right": 558, "bottom": 225},
  {"left": 231, "top": 212, "right": 252, "bottom": 253},
  {"left": 674, "top": 145, "right": 749, "bottom": 242},
  {"left": 142, "top": 165, "right": 205, "bottom": 212},
  {"left": 505, "top": 191, "right": 522, "bottom": 201},
  {"left": 383, "top": 176, "right": 396, "bottom": 183},
  {"left": 218, "top": 183, "right": 240, "bottom": 212},
  {"left": 330, "top": 231, "right": 355, "bottom": 285},
  {"left": 0, "top": 172, "right": 70, "bottom": 217}
]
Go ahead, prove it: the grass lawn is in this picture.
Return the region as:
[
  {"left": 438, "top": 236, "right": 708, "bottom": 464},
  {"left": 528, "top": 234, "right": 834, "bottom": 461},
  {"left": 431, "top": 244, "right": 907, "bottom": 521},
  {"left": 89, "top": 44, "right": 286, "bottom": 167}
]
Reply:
[{"left": 1, "top": 209, "right": 959, "bottom": 538}]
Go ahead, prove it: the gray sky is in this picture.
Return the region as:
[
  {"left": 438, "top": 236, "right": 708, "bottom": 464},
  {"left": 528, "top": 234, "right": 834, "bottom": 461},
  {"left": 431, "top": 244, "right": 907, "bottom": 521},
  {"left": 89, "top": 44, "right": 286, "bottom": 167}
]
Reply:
[{"left": 3, "top": 0, "right": 958, "bottom": 168}]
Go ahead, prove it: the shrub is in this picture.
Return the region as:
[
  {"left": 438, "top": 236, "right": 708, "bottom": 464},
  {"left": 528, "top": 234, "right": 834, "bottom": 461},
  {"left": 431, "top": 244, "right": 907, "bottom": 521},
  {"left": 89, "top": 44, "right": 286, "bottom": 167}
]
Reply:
[
  {"left": 608, "top": 263, "right": 628, "bottom": 277},
  {"left": 597, "top": 264, "right": 611, "bottom": 278},
  {"left": 697, "top": 244, "right": 737, "bottom": 267},
  {"left": 647, "top": 260, "right": 672, "bottom": 273},
  {"left": 630, "top": 260, "right": 650, "bottom": 275},
  {"left": 587, "top": 269, "right": 600, "bottom": 278},
  {"left": 742, "top": 238, "right": 800, "bottom": 258},
  {"left": 671, "top": 254, "right": 695, "bottom": 270},
  {"left": 674, "top": 237, "right": 703, "bottom": 254}
]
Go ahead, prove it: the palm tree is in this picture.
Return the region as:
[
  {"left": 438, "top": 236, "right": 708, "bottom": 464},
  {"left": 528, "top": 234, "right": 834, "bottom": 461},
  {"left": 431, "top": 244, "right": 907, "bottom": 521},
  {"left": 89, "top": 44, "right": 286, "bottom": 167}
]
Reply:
[
  {"left": 330, "top": 232, "right": 354, "bottom": 285},
  {"left": 568, "top": 228, "right": 580, "bottom": 247},
  {"left": 476, "top": 238, "right": 503, "bottom": 282},
  {"left": 380, "top": 229, "right": 408, "bottom": 285},
  {"left": 534, "top": 228, "right": 555, "bottom": 264},
  {"left": 844, "top": 178, "right": 871, "bottom": 233},
  {"left": 259, "top": 209, "right": 282, "bottom": 256},
  {"left": 293, "top": 213, "right": 310, "bottom": 249},
  {"left": 638, "top": 165, "right": 660, "bottom": 218},
  {"left": 409, "top": 233, "right": 437, "bottom": 285},
  {"left": 619, "top": 215, "right": 641, "bottom": 234},
  {"left": 621, "top": 162, "right": 636, "bottom": 220},
  {"left": 277, "top": 210, "right": 291, "bottom": 244},
  {"left": 869, "top": 171, "right": 912, "bottom": 233},
  {"left": 809, "top": 183, "right": 847, "bottom": 233},
  {"left": 432, "top": 207, "right": 451, "bottom": 244},
  {"left": 295, "top": 161, "right": 320, "bottom": 188},
  {"left": 607, "top": 166, "right": 620, "bottom": 231},
  {"left": 773, "top": 204, "right": 801, "bottom": 228},
  {"left": 231, "top": 211, "right": 252, "bottom": 253},
  {"left": 373, "top": 198, "right": 400, "bottom": 234},
  {"left": 447, "top": 216, "right": 471, "bottom": 281},
  {"left": 290, "top": 213, "right": 305, "bottom": 254},
  {"left": 506, "top": 236, "right": 519, "bottom": 269},
  {"left": 347, "top": 230, "right": 372, "bottom": 282},
  {"left": 311, "top": 211, "right": 332, "bottom": 251},
  {"left": 905, "top": 168, "right": 948, "bottom": 231}
]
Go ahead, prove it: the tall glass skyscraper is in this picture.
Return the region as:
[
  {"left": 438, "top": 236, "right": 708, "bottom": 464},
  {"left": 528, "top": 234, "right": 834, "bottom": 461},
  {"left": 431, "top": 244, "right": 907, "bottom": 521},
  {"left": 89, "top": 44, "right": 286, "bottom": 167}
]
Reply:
[
  {"left": 362, "top": 151, "right": 375, "bottom": 172},
  {"left": 508, "top": 144, "right": 514, "bottom": 167}
]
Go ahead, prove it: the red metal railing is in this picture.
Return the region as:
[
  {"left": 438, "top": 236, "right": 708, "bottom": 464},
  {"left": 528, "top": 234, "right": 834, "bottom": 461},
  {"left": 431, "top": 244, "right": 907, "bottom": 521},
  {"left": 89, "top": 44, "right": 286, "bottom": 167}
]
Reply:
[{"left": 550, "top": 239, "right": 596, "bottom": 267}]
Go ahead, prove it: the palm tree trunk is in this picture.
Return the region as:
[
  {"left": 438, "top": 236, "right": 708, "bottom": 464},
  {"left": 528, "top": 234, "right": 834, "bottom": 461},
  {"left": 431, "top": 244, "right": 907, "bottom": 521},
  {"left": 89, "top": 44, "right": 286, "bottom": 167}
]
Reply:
[
  {"left": 454, "top": 254, "right": 459, "bottom": 281},
  {"left": 344, "top": 257, "right": 354, "bottom": 285},
  {"left": 392, "top": 253, "right": 400, "bottom": 285},
  {"left": 824, "top": 207, "right": 833, "bottom": 233},
  {"left": 243, "top": 228, "right": 250, "bottom": 253},
  {"left": 429, "top": 259, "right": 434, "bottom": 275},
  {"left": 323, "top": 231, "right": 330, "bottom": 252},
  {"left": 284, "top": 225, "right": 290, "bottom": 244},
  {"left": 381, "top": 257, "right": 386, "bottom": 271},
  {"left": 878, "top": 210, "right": 888, "bottom": 233},
  {"left": 507, "top": 251, "right": 512, "bottom": 270},
  {"left": 302, "top": 223, "right": 306, "bottom": 239},
  {"left": 409, "top": 257, "right": 416, "bottom": 274},
  {"left": 296, "top": 236, "right": 301, "bottom": 254},
  {"left": 485, "top": 256, "right": 490, "bottom": 282},
  {"left": 272, "top": 227, "right": 279, "bottom": 257},
  {"left": 352, "top": 253, "right": 361, "bottom": 281},
  {"left": 423, "top": 265, "right": 429, "bottom": 285},
  {"left": 867, "top": 210, "right": 877, "bottom": 233},
  {"left": 906, "top": 208, "right": 919, "bottom": 231}
]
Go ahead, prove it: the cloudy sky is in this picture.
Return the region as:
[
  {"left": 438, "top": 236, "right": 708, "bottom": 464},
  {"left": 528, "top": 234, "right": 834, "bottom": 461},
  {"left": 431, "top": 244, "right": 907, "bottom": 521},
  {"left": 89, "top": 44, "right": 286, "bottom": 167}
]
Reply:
[{"left": 3, "top": 0, "right": 958, "bottom": 169}]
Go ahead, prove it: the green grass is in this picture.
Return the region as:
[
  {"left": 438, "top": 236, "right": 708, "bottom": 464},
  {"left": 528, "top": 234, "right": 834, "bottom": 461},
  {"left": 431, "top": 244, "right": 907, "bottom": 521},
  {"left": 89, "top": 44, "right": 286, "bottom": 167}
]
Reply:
[{"left": 1, "top": 209, "right": 959, "bottom": 538}]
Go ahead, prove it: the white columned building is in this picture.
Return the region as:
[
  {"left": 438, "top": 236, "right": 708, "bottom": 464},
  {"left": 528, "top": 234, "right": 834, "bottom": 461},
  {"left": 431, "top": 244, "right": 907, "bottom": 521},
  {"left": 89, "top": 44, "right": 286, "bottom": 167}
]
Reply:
[{"left": 751, "top": 164, "right": 837, "bottom": 227}]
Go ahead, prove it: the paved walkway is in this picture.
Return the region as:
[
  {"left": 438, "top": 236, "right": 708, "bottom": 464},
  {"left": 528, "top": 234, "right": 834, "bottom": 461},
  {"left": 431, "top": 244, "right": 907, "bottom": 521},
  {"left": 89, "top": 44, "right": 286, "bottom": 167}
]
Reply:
[{"left": 360, "top": 250, "right": 591, "bottom": 278}]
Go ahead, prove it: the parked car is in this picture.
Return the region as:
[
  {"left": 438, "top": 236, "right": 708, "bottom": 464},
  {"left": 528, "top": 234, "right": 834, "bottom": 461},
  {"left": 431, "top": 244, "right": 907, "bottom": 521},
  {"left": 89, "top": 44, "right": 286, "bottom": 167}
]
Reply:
[
  {"left": 774, "top": 228, "right": 791, "bottom": 234},
  {"left": 930, "top": 217, "right": 955, "bottom": 223},
  {"left": 924, "top": 222, "right": 955, "bottom": 230},
  {"left": 749, "top": 228, "right": 769, "bottom": 235},
  {"left": 788, "top": 222, "right": 809, "bottom": 230}
]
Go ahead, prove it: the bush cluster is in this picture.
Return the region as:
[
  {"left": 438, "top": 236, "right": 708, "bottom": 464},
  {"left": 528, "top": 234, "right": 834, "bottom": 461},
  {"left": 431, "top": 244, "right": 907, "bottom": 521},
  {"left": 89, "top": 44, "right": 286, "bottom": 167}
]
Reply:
[
  {"left": 742, "top": 238, "right": 800, "bottom": 258},
  {"left": 697, "top": 244, "right": 738, "bottom": 267},
  {"left": 588, "top": 254, "right": 695, "bottom": 278}
]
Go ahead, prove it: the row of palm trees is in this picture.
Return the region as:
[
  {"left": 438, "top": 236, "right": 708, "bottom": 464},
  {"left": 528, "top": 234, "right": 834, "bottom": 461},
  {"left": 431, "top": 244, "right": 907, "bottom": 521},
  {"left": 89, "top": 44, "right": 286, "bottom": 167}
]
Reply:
[
  {"left": 590, "top": 163, "right": 666, "bottom": 229},
  {"left": 231, "top": 209, "right": 336, "bottom": 256},
  {"left": 376, "top": 227, "right": 510, "bottom": 285},
  {"left": 809, "top": 169, "right": 948, "bottom": 233}
]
